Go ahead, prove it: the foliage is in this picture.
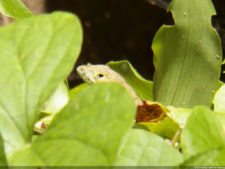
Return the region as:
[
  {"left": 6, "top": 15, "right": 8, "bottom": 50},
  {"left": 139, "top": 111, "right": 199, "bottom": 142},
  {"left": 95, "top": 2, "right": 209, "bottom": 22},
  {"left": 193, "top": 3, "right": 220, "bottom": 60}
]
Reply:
[
  {"left": 213, "top": 84, "right": 225, "bottom": 113},
  {"left": 0, "top": 0, "right": 224, "bottom": 167},
  {"left": 152, "top": 0, "right": 222, "bottom": 107},
  {"left": 0, "top": 0, "right": 32, "bottom": 20},
  {"left": 108, "top": 60, "right": 153, "bottom": 100}
]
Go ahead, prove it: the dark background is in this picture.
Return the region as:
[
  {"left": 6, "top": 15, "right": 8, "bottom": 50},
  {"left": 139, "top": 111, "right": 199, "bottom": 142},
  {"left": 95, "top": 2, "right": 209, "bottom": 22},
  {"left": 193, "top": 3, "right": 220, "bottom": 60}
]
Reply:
[{"left": 44, "top": 0, "right": 225, "bottom": 86}]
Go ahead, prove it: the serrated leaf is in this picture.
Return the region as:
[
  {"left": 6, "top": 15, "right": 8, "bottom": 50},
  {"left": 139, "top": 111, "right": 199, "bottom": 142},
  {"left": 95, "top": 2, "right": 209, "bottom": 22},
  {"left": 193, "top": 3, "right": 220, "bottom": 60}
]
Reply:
[
  {"left": 9, "top": 83, "right": 136, "bottom": 166},
  {"left": 181, "top": 107, "right": 225, "bottom": 159},
  {"left": 0, "top": 0, "right": 32, "bottom": 20},
  {"left": 107, "top": 60, "right": 153, "bottom": 100},
  {"left": 152, "top": 0, "right": 222, "bottom": 107},
  {"left": 115, "top": 129, "right": 183, "bottom": 166},
  {"left": 0, "top": 12, "right": 82, "bottom": 154}
]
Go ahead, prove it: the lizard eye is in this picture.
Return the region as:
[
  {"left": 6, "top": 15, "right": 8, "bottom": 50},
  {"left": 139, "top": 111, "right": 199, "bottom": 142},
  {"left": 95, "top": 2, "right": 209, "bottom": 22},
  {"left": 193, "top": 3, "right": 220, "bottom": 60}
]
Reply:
[{"left": 97, "top": 73, "right": 104, "bottom": 78}]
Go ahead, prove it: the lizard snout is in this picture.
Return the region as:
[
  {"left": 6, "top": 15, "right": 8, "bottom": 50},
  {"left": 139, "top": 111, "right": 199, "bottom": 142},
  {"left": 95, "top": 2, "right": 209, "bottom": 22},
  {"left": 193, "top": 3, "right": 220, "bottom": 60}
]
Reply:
[{"left": 76, "top": 65, "right": 84, "bottom": 73}]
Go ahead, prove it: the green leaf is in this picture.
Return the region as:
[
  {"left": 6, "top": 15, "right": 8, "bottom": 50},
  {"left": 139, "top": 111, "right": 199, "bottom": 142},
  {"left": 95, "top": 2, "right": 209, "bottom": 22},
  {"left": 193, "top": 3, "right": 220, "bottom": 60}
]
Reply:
[
  {"left": 213, "top": 84, "right": 225, "bottom": 113},
  {"left": 181, "top": 107, "right": 225, "bottom": 159},
  {"left": 182, "top": 148, "right": 225, "bottom": 166},
  {"left": 136, "top": 101, "right": 179, "bottom": 139},
  {"left": 0, "top": 0, "right": 32, "bottom": 20},
  {"left": 41, "top": 82, "right": 69, "bottom": 114},
  {"left": 168, "top": 108, "right": 191, "bottom": 128},
  {"left": 140, "top": 117, "right": 179, "bottom": 139},
  {"left": 9, "top": 83, "right": 136, "bottom": 166},
  {"left": 115, "top": 129, "right": 183, "bottom": 166},
  {"left": 107, "top": 60, "right": 153, "bottom": 100},
  {"left": 69, "top": 83, "right": 89, "bottom": 98},
  {"left": 222, "top": 59, "right": 225, "bottom": 65},
  {"left": 0, "top": 12, "right": 82, "bottom": 155},
  {"left": 0, "top": 135, "right": 7, "bottom": 167},
  {"left": 152, "top": 0, "right": 222, "bottom": 107},
  {"left": 216, "top": 113, "right": 225, "bottom": 133}
]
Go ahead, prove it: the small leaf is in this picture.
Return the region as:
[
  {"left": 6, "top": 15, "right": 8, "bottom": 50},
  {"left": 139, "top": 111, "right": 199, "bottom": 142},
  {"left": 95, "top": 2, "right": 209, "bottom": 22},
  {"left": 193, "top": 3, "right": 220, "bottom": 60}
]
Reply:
[
  {"left": 34, "top": 114, "right": 54, "bottom": 134},
  {"left": 181, "top": 106, "right": 225, "bottom": 159},
  {"left": 216, "top": 113, "right": 225, "bottom": 133},
  {"left": 41, "top": 82, "right": 69, "bottom": 114},
  {"left": 136, "top": 101, "right": 179, "bottom": 139},
  {"left": 9, "top": 83, "right": 136, "bottom": 166},
  {"left": 115, "top": 129, "right": 183, "bottom": 166},
  {"left": 136, "top": 101, "right": 167, "bottom": 123},
  {"left": 168, "top": 108, "right": 191, "bottom": 128},
  {"left": 0, "top": 0, "right": 32, "bottom": 20},
  {"left": 222, "top": 59, "right": 225, "bottom": 65},
  {"left": 107, "top": 60, "right": 153, "bottom": 100},
  {"left": 213, "top": 84, "right": 225, "bottom": 113},
  {"left": 140, "top": 117, "right": 179, "bottom": 139}
]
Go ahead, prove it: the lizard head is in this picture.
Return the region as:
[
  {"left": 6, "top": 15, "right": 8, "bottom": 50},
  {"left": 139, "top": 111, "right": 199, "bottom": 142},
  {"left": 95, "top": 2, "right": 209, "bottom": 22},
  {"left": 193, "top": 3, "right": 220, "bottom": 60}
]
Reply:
[{"left": 76, "top": 64, "right": 117, "bottom": 84}]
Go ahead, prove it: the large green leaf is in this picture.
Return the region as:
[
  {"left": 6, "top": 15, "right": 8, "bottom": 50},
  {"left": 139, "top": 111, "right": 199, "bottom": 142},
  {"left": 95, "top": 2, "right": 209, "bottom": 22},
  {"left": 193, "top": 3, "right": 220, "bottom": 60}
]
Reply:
[
  {"left": 0, "top": 0, "right": 32, "bottom": 20},
  {"left": 9, "top": 83, "right": 136, "bottom": 166},
  {"left": 0, "top": 12, "right": 82, "bottom": 154},
  {"left": 152, "top": 0, "right": 222, "bottom": 107},
  {"left": 114, "top": 129, "right": 183, "bottom": 166},
  {"left": 181, "top": 107, "right": 225, "bottom": 159},
  {"left": 108, "top": 60, "right": 153, "bottom": 100},
  {"left": 69, "top": 83, "right": 89, "bottom": 98}
]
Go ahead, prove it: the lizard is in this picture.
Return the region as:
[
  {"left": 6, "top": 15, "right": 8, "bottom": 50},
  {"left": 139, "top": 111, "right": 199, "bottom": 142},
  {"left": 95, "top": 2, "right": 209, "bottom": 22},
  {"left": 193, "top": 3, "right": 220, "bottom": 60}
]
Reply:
[
  {"left": 77, "top": 64, "right": 182, "bottom": 145},
  {"left": 34, "top": 64, "right": 143, "bottom": 134},
  {"left": 35, "top": 63, "right": 181, "bottom": 145},
  {"left": 76, "top": 64, "right": 143, "bottom": 106}
]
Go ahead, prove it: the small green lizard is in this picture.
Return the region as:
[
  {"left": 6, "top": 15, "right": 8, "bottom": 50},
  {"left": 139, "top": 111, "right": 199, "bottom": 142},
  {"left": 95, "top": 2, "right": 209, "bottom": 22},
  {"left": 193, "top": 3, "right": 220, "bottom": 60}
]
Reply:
[
  {"left": 77, "top": 64, "right": 143, "bottom": 105},
  {"left": 35, "top": 63, "right": 182, "bottom": 145},
  {"left": 34, "top": 64, "right": 142, "bottom": 134},
  {"left": 77, "top": 64, "right": 182, "bottom": 145}
]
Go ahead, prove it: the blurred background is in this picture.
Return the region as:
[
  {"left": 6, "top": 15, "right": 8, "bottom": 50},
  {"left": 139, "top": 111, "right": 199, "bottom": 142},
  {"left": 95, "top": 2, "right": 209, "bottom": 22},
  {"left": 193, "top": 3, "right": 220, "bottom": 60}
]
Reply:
[{"left": 1, "top": 0, "right": 225, "bottom": 87}]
